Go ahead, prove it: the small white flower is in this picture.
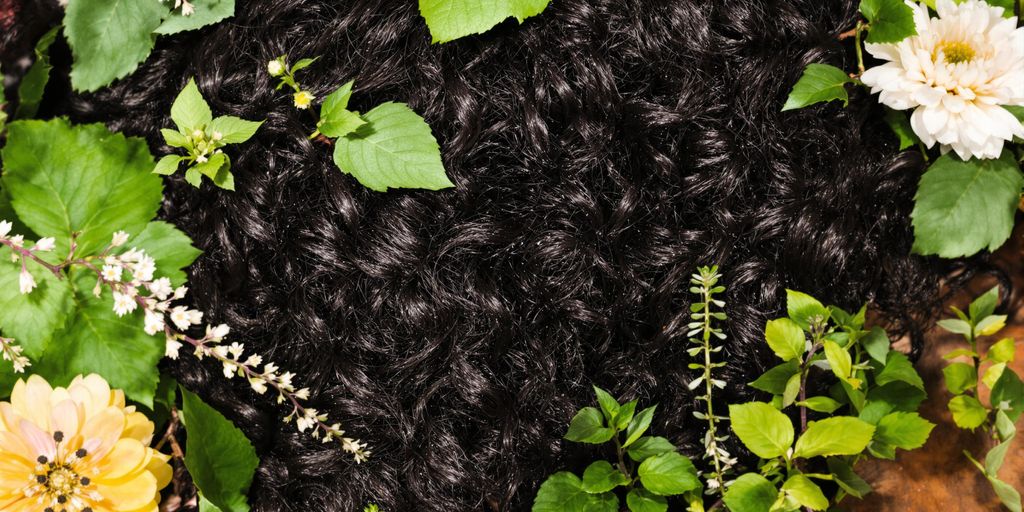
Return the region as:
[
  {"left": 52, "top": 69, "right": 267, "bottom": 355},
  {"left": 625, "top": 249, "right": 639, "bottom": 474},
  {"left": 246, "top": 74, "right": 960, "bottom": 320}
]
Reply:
[
  {"left": 120, "top": 248, "right": 143, "bottom": 262},
  {"left": 101, "top": 265, "right": 122, "bottom": 282},
  {"left": 222, "top": 361, "right": 238, "bottom": 379},
  {"left": 149, "top": 277, "right": 173, "bottom": 300},
  {"left": 263, "top": 362, "right": 279, "bottom": 375},
  {"left": 133, "top": 255, "right": 156, "bottom": 282},
  {"left": 9, "top": 235, "right": 24, "bottom": 248},
  {"left": 169, "top": 306, "right": 193, "bottom": 330},
  {"left": 267, "top": 60, "right": 285, "bottom": 77},
  {"left": 166, "top": 337, "right": 183, "bottom": 359},
  {"left": 196, "top": 154, "right": 209, "bottom": 164},
  {"left": 0, "top": 220, "right": 11, "bottom": 238},
  {"left": 277, "top": 371, "right": 294, "bottom": 389},
  {"left": 296, "top": 409, "right": 318, "bottom": 432},
  {"left": 32, "top": 237, "right": 55, "bottom": 252},
  {"left": 861, "top": 0, "right": 1024, "bottom": 160},
  {"left": 244, "top": 354, "right": 263, "bottom": 367},
  {"left": 173, "top": 286, "right": 188, "bottom": 299},
  {"left": 211, "top": 131, "right": 223, "bottom": 141},
  {"left": 111, "top": 230, "right": 130, "bottom": 247},
  {"left": 18, "top": 268, "right": 36, "bottom": 295},
  {"left": 180, "top": 0, "right": 195, "bottom": 16},
  {"left": 207, "top": 323, "right": 230, "bottom": 341},
  {"left": 188, "top": 309, "right": 204, "bottom": 325},
  {"left": 249, "top": 377, "right": 268, "bottom": 394},
  {"left": 227, "top": 342, "right": 244, "bottom": 359},
  {"left": 144, "top": 310, "right": 165, "bottom": 336},
  {"left": 294, "top": 388, "right": 310, "bottom": 400},
  {"left": 112, "top": 291, "right": 137, "bottom": 316}
]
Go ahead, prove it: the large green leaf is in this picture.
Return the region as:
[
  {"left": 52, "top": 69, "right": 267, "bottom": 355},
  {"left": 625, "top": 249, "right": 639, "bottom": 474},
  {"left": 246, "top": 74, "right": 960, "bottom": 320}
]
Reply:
[
  {"left": 860, "top": 0, "right": 917, "bottom": 43},
  {"left": 991, "top": 369, "right": 1024, "bottom": 422},
  {"left": 1, "top": 119, "right": 163, "bottom": 257},
  {"left": 948, "top": 394, "right": 988, "bottom": 429},
  {"left": 531, "top": 472, "right": 618, "bottom": 512},
  {"left": 15, "top": 26, "right": 60, "bottom": 119},
  {"left": 912, "top": 152, "right": 1023, "bottom": 258},
  {"left": 65, "top": 0, "right": 168, "bottom": 91},
  {"left": 875, "top": 351, "right": 924, "bottom": 391},
  {"left": 781, "top": 64, "right": 851, "bottom": 111},
  {"left": 333, "top": 102, "right": 454, "bottom": 192},
  {"left": 785, "top": 290, "right": 828, "bottom": 330},
  {"left": 626, "top": 436, "right": 676, "bottom": 462},
  {"left": 418, "top": 0, "right": 550, "bottom": 43},
  {"left": 793, "top": 416, "right": 874, "bottom": 458},
  {"left": 181, "top": 386, "right": 258, "bottom": 512},
  {"left": 155, "top": 0, "right": 235, "bottom": 34},
  {"left": 764, "top": 318, "right": 806, "bottom": 362},
  {"left": 723, "top": 473, "right": 779, "bottom": 512},
  {"left": 729, "top": 402, "right": 794, "bottom": 459},
  {"left": 625, "top": 488, "right": 667, "bottom": 512},
  {"left": 0, "top": 249, "right": 73, "bottom": 357},
  {"left": 636, "top": 451, "right": 700, "bottom": 496},
  {"left": 581, "top": 461, "right": 630, "bottom": 494}
]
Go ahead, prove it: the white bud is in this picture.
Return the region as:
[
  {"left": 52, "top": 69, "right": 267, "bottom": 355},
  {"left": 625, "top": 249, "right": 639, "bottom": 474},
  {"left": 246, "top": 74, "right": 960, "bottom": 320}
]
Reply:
[{"left": 111, "top": 230, "right": 130, "bottom": 247}]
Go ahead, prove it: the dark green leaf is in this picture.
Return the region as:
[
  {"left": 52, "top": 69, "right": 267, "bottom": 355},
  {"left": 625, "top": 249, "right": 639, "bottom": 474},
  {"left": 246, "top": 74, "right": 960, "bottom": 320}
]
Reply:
[
  {"left": 781, "top": 64, "right": 851, "bottom": 111},
  {"left": 637, "top": 451, "right": 700, "bottom": 496},
  {"left": 867, "top": 381, "right": 926, "bottom": 412},
  {"left": 860, "top": 0, "right": 918, "bottom": 43},
  {"left": 531, "top": 472, "right": 618, "bottom": 512},
  {"left": 750, "top": 360, "right": 801, "bottom": 395},
  {"left": 861, "top": 326, "right": 891, "bottom": 364},
  {"left": 858, "top": 400, "right": 894, "bottom": 425},
  {"left": 627, "top": 436, "right": 676, "bottom": 462},
  {"left": 65, "top": 0, "right": 167, "bottom": 91},
  {"left": 883, "top": 107, "right": 919, "bottom": 150},
  {"left": 0, "top": 249, "right": 73, "bottom": 358},
  {"left": 565, "top": 407, "right": 614, "bottom": 444},
  {"left": 623, "top": 405, "right": 655, "bottom": 447},
  {"left": 581, "top": 461, "right": 630, "bottom": 494},
  {"left": 991, "top": 369, "right": 1024, "bottom": 422},
  {"left": 614, "top": 399, "right": 638, "bottom": 431},
  {"left": 15, "top": 26, "right": 59, "bottom": 119},
  {"left": 318, "top": 81, "right": 367, "bottom": 138},
  {"left": 943, "top": 362, "right": 977, "bottom": 395},
  {"left": 827, "top": 457, "right": 872, "bottom": 498},
  {"left": 593, "top": 386, "right": 620, "bottom": 423},
  {"left": 625, "top": 488, "right": 667, "bottom": 512},
  {"left": 876, "top": 352, "right": 924, "bottom": 391}
]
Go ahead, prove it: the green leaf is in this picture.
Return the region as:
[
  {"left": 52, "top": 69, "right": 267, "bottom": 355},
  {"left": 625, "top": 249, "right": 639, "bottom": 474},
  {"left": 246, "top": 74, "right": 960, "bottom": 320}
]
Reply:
[
  {"left": 614, "top": 400, "right": 638, "bottom": 431},
  {"left": 943, "top": 362, "right": 977, "bottom": 395},
  {"left": 827, "top": 457, "right": 872, "bottom": 498},
  {"left": 171, "top": 78, "right": 214, "bottom": 133},
  {"left": 859, "top": 400, "right": 895, "bottom": 425},
  {"left": 418, "top": 0, "right": 550, "bottom": 44},
  {"left": 131, "top": 221, "right": 202, "bottom": 287},
  {"left": 637, "top": 451, "right": 700, "bottom": 496},
  {"left": 625, "top": 488, "right": 667, "bottom": 512},
  {"left": 750, "top": 360, "right": 802, "bottom": 394},
  {"left": 912, "top": 152, "right": 1024, "bottom": 258},
  {"left": 874, "top": 412, "right": 934, "bottom": 450},
  {"left": 64, "top": 0, "right": 167, "bottom": 91},
  {"left": 208, "top": 116, "right": 263, "bottom": 144},
  {"left": 781, "top": 64, "right": 851, "bottom": 111},
  {"left": 0, "top": 253, "right": 73, "bottom": 358},
  {"left": 593, "top": 386, "right": 620, "bottom": 423},
  {"left": 627, "top": 436, "right": 676, "bottom": 462},
  {"left": 867, "top": 381, "right": 926, "bottom": 412},
  {"left": 782, "top": 373, "right": 802, "bottom": 408},
  {"left": 988, "top": 338, "right": 1016, "bottom": 364},
  {"left": 824, "top": 340, "right": 857, "bottom": 387},
  {"left": 798, "top": 396, "right": 843, "bottom": 413},
  {"left": 15, "top": 26, "right": 59, "bottom": 119},
  {"left": 944, "top": 348, "right": 980, "bottom": 360},
  {"left": 729, "top": 402, "right": 794, "bottom": 459},
  {"left": 986, "top": 435, "right": 1015, "bottom": 476},
  {"left": 152, "top": 371, "right": 179, "bottom": 430},
  {"left": 161, "top": 128, "right": 190, "bottom": 148},
  {"left": 531, "top": 472, "right": 618, "bottom": 512},
  {"left": 875, "top": 352, "right": 924, "bottom": 391},
  {"left": 154, "top": 154, "right": 184, "bottom": 175},
  {"left": 785, "top": 290, "right": 829, "bottom": 330},
  {"left": 860, "top": 0, "right": 917, "bottom": 43},
  {"left": 794, "top": 417, "right": 875, "bottom": 458},
  {"left": 988, "top": 476, "right": 1022, "bottom": 512},
  {"left": 333, "top": 102, "right": 454, "bottom": 192},
  {"left": 970, "top": 286, "right": 1001, "bottom": 321},
  {"left": 983, "top": 363, "right": 1007, "bottom": 391},
  {"left": 1, "top": 119, "right": 162, "bottom": 257},
  {"left": 623, "top": 405, "right": 655, "bottom": 447},
  {"left": 581, "top": 461, "right": 630, "bottom": 494},
  {"left": 882, "top": 107, "right": 919, "bottom": 150},
  {"left": 938, "top": 318, "right": 973, "bottom": 337},
  {"left": 991, "top": 369, "right": 1024, "bottom": 422},
  {"left": 948, "top": 394, "right": 988, "bottom": 429},
  {"left": 995, "top": 409, "right": 1016, "bottom": 441},
  {"left": 782, "top": 474, "right": 828, "bottom": 511},
  {"left": 565, "top": 407, "right": 614, "bottom": 444},
  {"left": 180, "top": 386, "right": 258, "bottom": 512},
  {"left": 723, "top": 473, "right": 779, "bottom": 512},
  {"left": 155, "top": 0, "right": 235, "bottom": 34},
  {"left": 289, "top": 57, "right": 318, "bottom": 74},
  {"left": 861, "top": 326, "right": 891, "bottom": 364},
  {"left": 318, "top": 81, "right": 368, "bottom": 138},
  {"left": 975, "top": 315, "right": 1007, "bottom": 337},
  {"left": 764, "top": 318, "right": 806, "bottom": 362}
]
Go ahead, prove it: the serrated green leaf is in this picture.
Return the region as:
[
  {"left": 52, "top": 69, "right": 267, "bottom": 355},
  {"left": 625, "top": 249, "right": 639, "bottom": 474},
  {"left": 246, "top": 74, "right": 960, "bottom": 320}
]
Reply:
[
  {"left": 154, "top": 154, "right": 184, "bottom": 175},
  {"left": 627, "top": 436, "right": 676, "bottom": 462},
  {"left": 798, "top": 396, "right": 843, "bottom": 413},
  {"left": 781, "top": 64, "right": 851, "bottom": 111},
  {"left": 171, "top": 78, "right": 213, "bottom": 133},
  {"left": 883, "top": 107, "right": 919, "bottom": 150},
  {"left": 750, "top": 360, "right": 802, "bottom": 395},
  {"left": 626, "top": 488, "right": 667, "bottom": 512},
  {"left": 943, "top": 362, "right": 978, "bottom": 395},
  {"left": 15, "top": 26, "right": 59, "bottom": 119},
  {"left": 991, "top": 369, "right": 1024, "bottom": 422},
  {"left": 970, "top": 286, "right": 1001, "bottom": 321},
  {"left": 782, "top": 474, "right": 828, "bottom": 511},
  {"left": 65, "top": 0, "right": 167, "bottom": 91},
  {"left": 876, "top": 352, "right": 924, "bottom": 391},
  {"left": 181, "top": 386, "right": 258, "bottom": 512},
  {"left": 729, "top": 402, "right": 794, "bottom": 459},
  {"left": 418, "top": 0, "right": 550, "bottom": 44},
  {"left": 859, "top": 400, "right": 895, "bottom": 425},
  {"left": 786, "top": 290, "right": 829, "bottom": 329},
  {"left": 161, "top": 128, "right": 190, "bottom": 148},
  {"left": 637, "top": 451, "right": 700, "bottom": 496},
  {"left": 531, "top": 472, "right": 618, "bottom": 512},
  {"left": 723, "top": 473, "right": 779, "bottom": 512},
  {"left": 156, "top": 0, "right": 235, "bottom": 34},
  {"left": 988, "top": 338, "right": 1016, "bottom": 364},
  {"left": 208, "top": 116, "right": 263, "bottom": 144},
  {"left": 867, "top": 381, "right": 926, "bottom": 412},
  {"left": 765, "top": 318, "right": 806, "bottom": 362},
  {"left": 794, "top": 416, "right": 875, "bottom": 458},
  {"left": 0, "top": 251, "right": 73, "bottom": 359},
  {"left": 131, "top": 221, "right": 202, "bottom": 287},
  {"left": 593, "top": 385, "right": 620, "bottom": 423},
  {"left": 827, "top": 457, "right": 872, "bottom": 498},
  {"left": 581, "top": 461, "right": 630, "bottom": 494},
  {"left": 861, "top": 326, "right": 891, "bottom": 364},
  {"left": 860, "top": 0, "right": 917, "bottom": 43},
  {"left": 1, "top": 119, "right": 163, "bottom": 257},
  {"left": 319, "top": 81, "right": 368, "bottom": 138},
  {"left": 874, "top": 411, "right": 934, "bottom": 451},
  {"left": 333, "top": 102, "right": 454, "bottom": 192},
  {"left": 623, "top": 405, "right": 655, "bottom": 447},
  {"left": 565, "top": 407, "right": 614, "bottom": 444},
  {"left": 912, "top": 152, "right": 1023, "bottom": 258},
  {"left": 948, "top": 394, "right": 988, "bottom": 429}
]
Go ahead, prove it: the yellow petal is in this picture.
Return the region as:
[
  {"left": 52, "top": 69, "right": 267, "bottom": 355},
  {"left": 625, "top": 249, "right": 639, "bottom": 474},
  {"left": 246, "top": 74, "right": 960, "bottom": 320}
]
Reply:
[
  {"left": 94, "top": 438, "right": 149, "bottom": 481},
  {"left": 51, "top": 399, "right": 85, "bottom": 440},
  {"left": 124, "top": 411, "right": 155, "bottom": 444},
  {"left": 146, "top": 450, "right": 173, "bottom": 490},
  {"left": 17, "top": 419, "right": 55, "bottom": 462},
  {"left": 69, "top": 374, "right": 114, "bottom": 418},
  {"left": 0, "top": 430, "right": 34, "bottom": 464},
  {"left": 12, "top": 375, "right": 53, "bottom": 429},
  {"left": 96, "top": 470, "right": 158, "bottom": 511},
  {"left": 79, "top": 407, "right": 126, "bottom": 460}
]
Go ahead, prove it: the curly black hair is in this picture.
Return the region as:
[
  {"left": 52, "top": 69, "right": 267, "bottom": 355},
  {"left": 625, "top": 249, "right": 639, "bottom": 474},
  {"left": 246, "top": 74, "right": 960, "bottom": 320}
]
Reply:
[{"left": 3, "top": 0, "right": 969, "bottom": 509}]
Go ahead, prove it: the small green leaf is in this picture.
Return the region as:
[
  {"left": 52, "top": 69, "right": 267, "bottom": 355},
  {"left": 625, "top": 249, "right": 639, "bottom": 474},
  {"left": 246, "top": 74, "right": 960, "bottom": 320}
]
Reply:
[
  {"left": 65, "top": 0, "right": 167, "bottom": 91},
  {"left": 156, "top": 0, "right": 235, "bottom": 34},
  {"left": 912, "top": 152, "right": 1023, "bottom": 258},
  {"left": 975, "top": 315, "right": 1007, "bottom": 337},
  {"left": 860, "top": 0, "right": 918, "bottom": 43},
  {"left": 882, "top": 107, "right": 919, "bottom": 150},
  {"left": 824, "top": 340, "right": 856, "bottom": 387},
  {"left": 984, "top": 363, "right": 1008, "bottom": 391},
  {"left": 627, "top": 436, "right": 676, "bottom": 462},
  {"left": 782, "top": 474, "right": 828, "bottom": 511},
  {"left": 988, "top": 338, "right": 1016, "bottom": 364},
  {"left": 531, "top": 472, "right": 618, "bottom": 512},
  {"left": 729, "top": 402, "right": 794, "bottom": 459},
  {"left": 625, "top": 488, "right": 667, "bottom": 512},
  {"left": 876, "top": 352, "right": 924, "bottom": 391},
  {"left": 861, "top": 326, "right": 891, "bottom": 364},
  {"left": 565, "top": 407, "right": 614, "bottom": 444},
  {"left": 750, "top": 360, "right": 801, "bottom": 394},
  {"left": 593, "top": 386, "right": 620, "bottom": 423},
  {"left": 970, "top": 286, "right": 1001, "bottom": 321},
  {"left": 637, "top": 451, "right": 700, "bottom": 496},
  {"left": 180, "top": 386, "right": 258, "bottom": 512},
  {"left": 614, "top": 400, "right": 638, "bottom": 431},
  {"left": 794, "top": 417, "right": 875, "bottom": 458},
  {"left": 418, "top": 0, "right": 551, "bottom": 44},
  {"left": 944, "top": 348, "right": 980, "bottom": 360},
  {"left": 161, "top": 128, "right": 190, "bottom": 148},
  {"left": 874, "top": 412, "right": 934, "bottom": 451},
  {"left": 786, "top": 290, "right": 829, "bottom": 329},
  {"left": 208, "top": 116, "right": 263, "bottom": 144},
  {"left": 991, "top": 369, "right": 1024, "bottom": 422},
  {"left": 171, "top": 78, "right": 214, "bottom": 133},
  {"left": 154, "top": 155, "right": 184, "bottom": 175},
  {"left": 827, "top": 457, "right": 872, "bottom": 498},
  {"left": 988, "top": 476, "right": 1022, "bottom": 512},
  {"left": 318, "top": 81, "right": 368, "bottom": 138},
  {"left": 938, "top": 318, "right": 973, "bottom": 337},
  {"left": 798, "top": 396, "right": 843, "bottom": 413},
  {"left": 723, "top": 473, "right": 779, "bottom": 512},
  {"left": 15, "top": 26, "right": 59, "bottom": 119},
  {"left": 764, "top": 318, "right": 806, "bottom": 362},
  {"left": 948, "top": 394, "right": 988, "bottom": 429},
  {"left": 943, "top": 362, "right": 978, "bottom": 395},
  {"left": 623, "top": 405, "right": 655, "bottom": 447},
  {"left": 781, "top": 64, "right": 851, "bottom": 111},
  {"left": 986, "top": 435, "right": 1015, "bottom": 476},
  {"left": 782, "top": 373, "right": 802, "bottom": 408},
  {"left": 581, "top": 461, "right": 630, "bottom": 494}
]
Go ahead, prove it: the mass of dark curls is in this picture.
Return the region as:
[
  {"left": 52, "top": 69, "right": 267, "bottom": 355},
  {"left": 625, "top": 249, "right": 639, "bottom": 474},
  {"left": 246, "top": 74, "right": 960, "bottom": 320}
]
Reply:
[{"left": 0, "top": 0, "right": 1010, "bottom": 510}]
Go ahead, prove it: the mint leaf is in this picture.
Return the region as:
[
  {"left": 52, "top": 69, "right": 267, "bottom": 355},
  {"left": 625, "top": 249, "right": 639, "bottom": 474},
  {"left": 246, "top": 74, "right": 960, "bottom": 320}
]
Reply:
[
  {"left": 729, "top": 402, "right": 794, "bottom": 459},
  {"left": 171, "top": 78, "right": 214, "bottom": 132},
  {"left": 876, "top": 352, "right": 924, "bottom": 391},
  {"left": 15, "top": 26, "right": 59, "bottom": 119},
  {"left": 532, "top": 472, "right": 618, "bottom": 512},
  {"left": 623, "top": 405, "right": 655, "bottom": 447},
  {"left": 723, "top": 473, "right": 779, "bottom": 512},
  {"left": 627, "top": 436, "right": 676, "bottom": 462},
  {"left": 949, "top": 394, "right": 988, "bottom": 429},
  {"left": 874, "top": 411, "right": 934, "bottom": 450},
  {"left": 418, "top": 0, "right": 550, "bottom": 44},
  {"left": 1, "top": 119, "right": 162, "bottom": 257},
  {"left": 208, "top": 116, "right": 263, "bottom": 144},
  {"left": 794, "top": 416, "right": 875, "bottom": 458},
  {"left": 750, "top": 360, "right": 801, "bottom": 394},
  {"left": 786, "top": 289, "right": 829, "bottom": 330},
  {"left": 156, "top": 0, "right": 235, "bottom": 34},
  {"left": 0, "top": 252, "right": 73, "bottom": 358},
  {"left": 827, "top": 457, "right": 872, "bottom": 498},
  {"left": 764, "top": 318, "right": 806, "bottom": 362},
  {"left": 781, "top": 64, "right": 851, "bottom": 111},
  {"left": 943, "top": 362, "right": 977, "bottom": 395},
  {"left": 334, "top": 102, "right": 454, "bottom": 192},
  {"left": 782, "top": 474, "right": 828, "bottom": 511},
  {"left": 564, "top": 407, "right": 614, "bottom": 444},
  {"left": 318, "top": 81, "right": 367, "bottom": 138},
  {"left": 637, "top": 451, "right": 700, "bottom": 496},
  {"left": 65, "top": 0, "right": 167, "bottom": 91},
  {"left": 860, "top": 0, "right": 918, "bottom": 44},
  {"left": 883, "top": 107, "right": 919, "bottom": 150},
  {"left": 181, "top": 386, "right": 258, "bottom": 512},
  {"left": 625, "top": 488, "right": 667, "bottom": 512},
  {"left": 581, "top": 461, "right": 630, "bottom": 494},
  {"left": 131, "top": 221, "right": 202, "bottom": 287},
  {"left": 912, "top": 152, "right": 1024, "bottom": 258}
]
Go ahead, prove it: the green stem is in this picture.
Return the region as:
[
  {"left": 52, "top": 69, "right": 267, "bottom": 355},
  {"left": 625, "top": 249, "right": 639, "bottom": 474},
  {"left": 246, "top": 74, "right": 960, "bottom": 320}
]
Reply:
[
  {"left": 701, "top": 283, "right": 726, "bottom": 494},
  {"left": 614, "top": 434, "right": 633, "bottom": 489},
  {"left": 854, "top": 21, "right": 866, "bottom": 76}
]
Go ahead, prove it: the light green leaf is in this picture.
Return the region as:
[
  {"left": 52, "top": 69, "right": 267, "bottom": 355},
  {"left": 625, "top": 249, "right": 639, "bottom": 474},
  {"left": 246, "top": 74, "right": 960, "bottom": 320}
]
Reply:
[
  {"left": 781, "top": 64, "right": 851, "bottom": 111},
  {"left": 15, "top": 26, "right": 59, "bottom": 119},
  {"left": 798, "top": 396, "right": 843, "bottom": 414},
  {"left": 782, "top": 474, "right": 828, "bottom": 511},
  {"left": 623, "top": 405, "right": 655, "bottom": 447},
  {"left": 181, "top": 386, "right": 258, "bottom": 512},
  {"left": 333, "top": 102, "right": 454, "bottom": 192},
  {"left": 861, "top": 326, "right": 891, "bottom": 364},
  {"left": 986, "top": 434, "right": 1015, "bottom": 476},
  {"left": 938, "top": 318, "right": 973, "bottom": 336},
  {"left": 785, "top": 290, "right": 829, "bottom": 330},
  {"left": 723, "top": 473, "right": 780, "bottom": 512},
  {"left": 824, "top": 340, "right": 856, "bottom": 387},
  {"left": 318, "top": 81, "right": 367, "bottom": 138},
  {"left": 0, "top": 253, "right": 73, "bottom": 359},
  {"left": 827, "top": 457, "right": 872, "bottom": 498},
  {"left": 750, "top": 360, "right": 802, "bottom": 395},
  {"left": 1, "top": 119, "right": 162, "bottom": 257},
  {"left": 948, "top": 394, "right": 988, "bottom": 429},
  {"left": 65, "top": 0, "right": 167, "bottom": 92},
  {"left": 171, "top": 78, "right": 214, "bottom": 133},
  {"left": 185, "top": 167, "right": 203, "bottom": 187},
  {"left": 564, "top": 407, "right": 614, "bottom": 444},
  {"left": 943, "top": 362, "right": 978, "bottom": 395},
  {"left": 991, "top": 369, "right": 1024, "bottom": 422},
  {"left": 782, "top": 373, "right": 802, "bottom": 408},
  {"left": 208, "top": 116, "right": 263, "bottom": 144},
  {"left": 729, "top": 402, "right": 794, "bottom": 459},
  {"left": 418, "top": 0, "right": 550, "bottom": 44},
  {"left": 764, "top": 318, "right": 806, "bottom": 362},
  {"left": 793, "top": 416, "right": 875, "bottom": 458},
  {"left": 988, "top": 338, "right": 1016, "bottom": 364},
  {"left": 593, "top": 385, "right": 620, "bottom": 423},
  {"left": 876, "top": 352, "right": 924, "bottom": 391},
  {"left": 531, "top": 472, "right": 618, "bottom": 512},
  {"left": 860, "top": 0, "right": 918, "bottom": 43},
  {"left": 883, "top": 107, "right": 919, "bottom": 150},
  {"left": 944, "top": 348, "right": 980, "bottom": 360},
  {"left": 156, "top": 0, "right": 235, "bottom": 34},
  {"left": 912, "top": 152, "right": 1023, "bottom": 258},
  {"left": 581, "top": 461, "right": 630, "bottom": 494},
  {"left": 625, "top": 488, "right": 667, "bottom": 512},
  {"left": 983, "top": 363, "right": 1007, "bottom": 390},
  {"left": 874, "top": 412, "right": 934, "bottom": 450},
  {"left": 130, "top": 221, "right": 202, "bottom": 287},
  {"left": 154, "top": 155, "right": 184, "bottom": 175},
  {"left": 637, "top": 451, "right": 700, "bottom": 496},
  {"left": 995, "top": 409, "right": 1016, "bottom": 441},
  {"left": 859, "top": 400, "right": 895, "bottom": 425},
  {"left": 161, "top": 128, "right": 190, "bottom": 148},
  {"left": 970, "top": 286, "right": 1001, "bottom": 321},
  {"left": 627, "top": 436, "right": 676, "bottom": 462},
  {"left": 975, "top": 315, "right": 1007, "bottom": 337},
  {"left": 289, "top": 57, "right": 318, "bottom": 74},
  {"left": 988, "top": 476, "right": 1022, "bottom": 512}
]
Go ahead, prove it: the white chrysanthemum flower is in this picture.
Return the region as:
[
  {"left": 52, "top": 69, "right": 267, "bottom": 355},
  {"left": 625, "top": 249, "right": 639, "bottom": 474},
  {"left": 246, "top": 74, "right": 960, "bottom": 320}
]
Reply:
[{"left": 861, "top": 0, "right": 1024, "bottom": 160}]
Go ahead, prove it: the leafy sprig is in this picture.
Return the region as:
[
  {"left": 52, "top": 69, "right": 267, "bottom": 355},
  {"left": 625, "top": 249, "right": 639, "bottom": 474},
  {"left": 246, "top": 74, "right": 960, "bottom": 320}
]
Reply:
[{"left": 418, "top": 0, "right": 551, "bottom": 44}]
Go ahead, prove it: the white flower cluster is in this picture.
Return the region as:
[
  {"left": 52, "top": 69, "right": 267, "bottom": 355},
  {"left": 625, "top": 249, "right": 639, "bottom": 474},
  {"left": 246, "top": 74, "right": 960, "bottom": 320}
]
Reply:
[
  {"left": 170, "top": 0, "right": 195, "bottom": 16},
  {"left": 189, "top": 128, "right": 225, "bottom": 164},
  {"left": 0, "top": 336, "right": 29, "bottom": 374}
]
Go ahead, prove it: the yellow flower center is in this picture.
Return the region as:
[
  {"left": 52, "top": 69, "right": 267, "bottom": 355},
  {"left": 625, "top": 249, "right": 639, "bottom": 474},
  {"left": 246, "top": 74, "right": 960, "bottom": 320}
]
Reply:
[
  {"left": 941, "top": 41, "right": 976, "bottom": 64},
  {"left": 27, "top": 434, "right": 97, "bottom": 512}
]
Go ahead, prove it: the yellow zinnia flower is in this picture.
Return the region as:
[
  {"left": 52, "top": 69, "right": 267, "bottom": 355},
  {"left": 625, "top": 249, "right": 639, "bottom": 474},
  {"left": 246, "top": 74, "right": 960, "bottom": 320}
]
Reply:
[{"left": 0, "top": 374, "right": 171, "bottom": 512}]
